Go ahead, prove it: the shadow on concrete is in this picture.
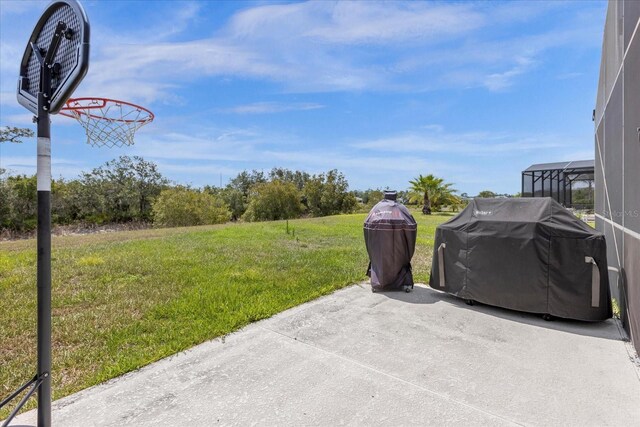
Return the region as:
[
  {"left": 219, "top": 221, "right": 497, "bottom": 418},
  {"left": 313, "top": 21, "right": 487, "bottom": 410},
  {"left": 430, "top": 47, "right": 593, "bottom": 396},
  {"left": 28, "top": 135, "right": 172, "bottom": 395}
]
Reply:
[
  {"left": 373, "top": 285, "right": 440, "bottom": 305},
  {"left": 378, "top": 284, "right": 626, "bottom": 342}
]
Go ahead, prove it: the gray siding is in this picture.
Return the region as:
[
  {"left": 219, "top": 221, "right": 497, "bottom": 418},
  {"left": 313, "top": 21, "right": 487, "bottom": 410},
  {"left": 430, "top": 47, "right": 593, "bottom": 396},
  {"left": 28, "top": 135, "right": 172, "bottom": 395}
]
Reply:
[{"left": 595, "top": 0, "right": 640, "bottom": 353}]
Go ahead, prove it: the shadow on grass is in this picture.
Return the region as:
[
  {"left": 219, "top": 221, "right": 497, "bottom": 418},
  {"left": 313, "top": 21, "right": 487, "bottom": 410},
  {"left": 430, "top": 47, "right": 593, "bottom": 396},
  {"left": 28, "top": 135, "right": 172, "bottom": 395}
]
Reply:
[{"left": 376, "top": 284, "right": 626, "bottom": 342}]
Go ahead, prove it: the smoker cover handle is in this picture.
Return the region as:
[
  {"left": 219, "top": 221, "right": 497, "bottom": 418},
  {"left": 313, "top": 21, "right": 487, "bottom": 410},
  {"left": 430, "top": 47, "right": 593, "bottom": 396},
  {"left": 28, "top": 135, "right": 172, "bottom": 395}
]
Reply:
[
  {"left": 438, "top": 243, "right": 446, "bottom": 287},
  {"left": 585, "top": 256, "right": 600, "bottom": 308}
]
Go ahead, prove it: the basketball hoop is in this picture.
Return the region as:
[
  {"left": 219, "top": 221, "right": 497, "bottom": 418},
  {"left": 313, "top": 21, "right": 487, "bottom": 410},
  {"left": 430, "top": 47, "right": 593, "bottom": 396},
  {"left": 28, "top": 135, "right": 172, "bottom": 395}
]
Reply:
[{"left": 60, "top": 97, "right": 154, "bottom": 148}]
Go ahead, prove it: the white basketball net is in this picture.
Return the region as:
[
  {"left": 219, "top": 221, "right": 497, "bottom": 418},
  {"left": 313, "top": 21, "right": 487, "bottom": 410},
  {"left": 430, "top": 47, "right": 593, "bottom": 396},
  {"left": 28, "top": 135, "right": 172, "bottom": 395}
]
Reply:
[{"left": 61, "top": 99, "right": 153, "bottom": 148}]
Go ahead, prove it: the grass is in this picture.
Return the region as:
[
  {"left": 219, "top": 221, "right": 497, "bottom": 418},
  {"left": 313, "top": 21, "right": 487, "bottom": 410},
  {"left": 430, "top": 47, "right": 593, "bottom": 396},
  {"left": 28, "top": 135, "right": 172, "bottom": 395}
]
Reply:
[{"left": 0, "top": 211, "right": 446, "bottom": 418}]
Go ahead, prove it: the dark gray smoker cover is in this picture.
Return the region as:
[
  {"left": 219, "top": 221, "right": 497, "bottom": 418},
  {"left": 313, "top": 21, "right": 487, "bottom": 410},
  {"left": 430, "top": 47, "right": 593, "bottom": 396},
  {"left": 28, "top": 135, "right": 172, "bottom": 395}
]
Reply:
[
  {"left": 430, "top": 198, "right": 612, "bottom": 321},
  {"left": 364, "top": 195, "right": 417, "bottom": 291}
]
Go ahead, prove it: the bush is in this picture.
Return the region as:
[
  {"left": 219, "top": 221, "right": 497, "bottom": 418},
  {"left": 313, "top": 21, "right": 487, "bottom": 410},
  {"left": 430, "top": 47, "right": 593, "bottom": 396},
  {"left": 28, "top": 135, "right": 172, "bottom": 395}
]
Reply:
[
  {"left": 152, "top": 187, "right": 230, "bottom": 227},
  {"left": 0, "top": 173, "right": 37, "bottom": 231},
  {"left": 243, "top": 180, "right": 303, "bottom": 222},
  {"left": 79, "top": 156, "right": 168, "bottom": 223},
  {"left": 303, "top": 170, "right": 357, "bottom": 217},
  {"left": 0, "top": 162, "right": 360, "bottom": 232},
  {"left": 221, "top": 188, "right": 246, "bottom": 221}
]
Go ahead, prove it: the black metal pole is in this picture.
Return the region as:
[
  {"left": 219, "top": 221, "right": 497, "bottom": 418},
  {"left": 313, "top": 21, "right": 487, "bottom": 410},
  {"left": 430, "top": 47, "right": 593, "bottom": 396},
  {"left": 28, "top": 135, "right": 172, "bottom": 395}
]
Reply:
[
  {"left": 31, "top": 22, "right": 70, "bottom": 427},
  {"left": 36, "top": 59, "right": 52, "bottom": 427}
]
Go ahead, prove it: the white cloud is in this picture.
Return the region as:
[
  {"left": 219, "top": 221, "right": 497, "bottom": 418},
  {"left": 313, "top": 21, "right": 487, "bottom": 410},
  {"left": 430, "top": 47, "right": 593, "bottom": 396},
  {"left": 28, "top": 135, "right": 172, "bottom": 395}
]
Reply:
[
  {"left": 0, "top": 0, "right": 603, "bottom": 194},
  {"left": 74, "top": 39, "right": 295, "bottom": 103},
  {"left": 221, "top": 102, "right": 324, "bottom": 114},
  {"left": 228, "top": 2, "right": 484, "bottom": 45},
  {"left": 0, "top": 155, "right": 85, "bottom": 177},
  {"left": 0, "top": 117, "right": 592, "bottom": 193},
  {"left": 350, "top": 128, "right": 573, "bottom": 156},
  {"left": 483, "top": 56, "right": 536, "bottom": 91},
  {"left": 52, "top": 0, "right": 601, "bottom": 102},
  {"left": 131, "top": 129, "right": 269, "bottom": 163},
  {"left": 88, "top": 1, "right": 202, "bottom": 47},
  {"left": 0, "top": 0, "right": 604, "bottom": 106},
  {"left": 147, "top": 2, "right": 203, "bottom": 42},
  {"left": 120, "top": 121, "right": 590, "bottom": 193}
]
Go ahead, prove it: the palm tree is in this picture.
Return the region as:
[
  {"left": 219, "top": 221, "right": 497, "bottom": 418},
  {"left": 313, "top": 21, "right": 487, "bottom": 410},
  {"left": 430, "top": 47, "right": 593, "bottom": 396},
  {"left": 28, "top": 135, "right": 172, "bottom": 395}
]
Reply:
[{"left": 408, "top": 174, "right": 460, "bottom": 214}]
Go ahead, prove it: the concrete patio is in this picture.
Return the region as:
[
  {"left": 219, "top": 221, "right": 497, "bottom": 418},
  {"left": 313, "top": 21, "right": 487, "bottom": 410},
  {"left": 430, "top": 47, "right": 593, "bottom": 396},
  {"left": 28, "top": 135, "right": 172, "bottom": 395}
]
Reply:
[{"left": 11, "top": 284, "right": 640, "bottom": 426}]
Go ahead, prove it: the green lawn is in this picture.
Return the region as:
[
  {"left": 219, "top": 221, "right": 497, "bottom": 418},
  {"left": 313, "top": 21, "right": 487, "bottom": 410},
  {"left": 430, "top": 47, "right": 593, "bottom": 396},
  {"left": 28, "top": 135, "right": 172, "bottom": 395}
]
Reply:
[{"left": 0, "top": 212, "right": 446, "bottom": 417}]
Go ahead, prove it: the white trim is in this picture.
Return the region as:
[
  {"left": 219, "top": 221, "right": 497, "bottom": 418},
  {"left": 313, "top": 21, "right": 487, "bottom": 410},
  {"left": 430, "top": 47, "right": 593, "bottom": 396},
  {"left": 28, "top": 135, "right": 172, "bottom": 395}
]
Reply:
[
  {"left": 595, "top": 213, "right": 640, "bottom": 242},
  {"left": 585, "top": 256, "right": 601, "bottom": 307},
  {"left": 595, "top": 16, "right": 640, "bottom": 130},
  {"left": 36, "top": 137, "right": 51, "bottom": 192},
  {"left": 561, "top": 160, "right": 574, "bottom": 174},
  {"left": 626, "top": 13, "right": 640, "bottom": 59},
  {"left": 595, "top": 131, "right": 622, "bottom": 267},
  {"left": 438, "top": 243, "right": 446, "bottom": 288},
  {"left": 621, "top": 17, "right": 625, "bottom": 263},
  {"left": 600, "top": 207, "right": 640, "bottom": 354}
]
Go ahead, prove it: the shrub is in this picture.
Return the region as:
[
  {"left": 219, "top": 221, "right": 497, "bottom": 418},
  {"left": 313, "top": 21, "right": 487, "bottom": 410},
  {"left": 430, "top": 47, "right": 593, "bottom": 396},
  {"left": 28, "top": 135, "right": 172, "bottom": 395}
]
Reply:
[
  {"left": 0, "top": 173, "right": 37, "bottom": 231},
  {"left": 221, "top": 188, "right": 246, "bottom": 221},
  {"left": 303, "top": 170, "right": 357, "bottom": 217},
  {"left": 152, "top": 187, "right": 230, "bottom": 227},
  {"left": 242, "top": 180, "right": 303, "bottom": 222},
  {"left": 79, "top": 156, "right": 168, "bottom": 223}
]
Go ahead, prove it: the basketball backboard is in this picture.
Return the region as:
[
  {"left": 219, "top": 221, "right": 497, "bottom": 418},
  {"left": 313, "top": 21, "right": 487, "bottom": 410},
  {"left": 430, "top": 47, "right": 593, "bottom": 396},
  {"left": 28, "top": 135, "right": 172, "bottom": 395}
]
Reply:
[{"left": 16, "top": 0, "right": 90, "bottom": 115}]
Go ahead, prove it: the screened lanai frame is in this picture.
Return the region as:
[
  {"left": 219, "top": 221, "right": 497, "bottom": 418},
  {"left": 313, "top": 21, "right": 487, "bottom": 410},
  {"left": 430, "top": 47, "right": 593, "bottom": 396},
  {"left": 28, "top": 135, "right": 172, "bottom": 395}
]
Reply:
[{"left": 521, "top": 160, "right": 595, "bottom": 210}]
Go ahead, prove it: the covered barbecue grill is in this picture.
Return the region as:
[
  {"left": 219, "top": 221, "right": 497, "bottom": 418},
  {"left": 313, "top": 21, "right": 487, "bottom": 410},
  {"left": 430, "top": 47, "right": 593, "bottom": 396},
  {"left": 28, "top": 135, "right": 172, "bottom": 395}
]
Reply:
[
  {"left": 364, "top": 191, "right": 417, "bottom": 292},
  {"left": 430, "top": 198, "right": 612, "bottom": 321}
]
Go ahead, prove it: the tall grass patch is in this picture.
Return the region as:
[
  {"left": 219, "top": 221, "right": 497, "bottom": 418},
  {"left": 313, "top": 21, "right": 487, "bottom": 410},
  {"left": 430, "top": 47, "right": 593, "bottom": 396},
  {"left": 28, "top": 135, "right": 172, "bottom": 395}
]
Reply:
[{"left": 0, "top": 212, "right": 445, "bottom": 417}]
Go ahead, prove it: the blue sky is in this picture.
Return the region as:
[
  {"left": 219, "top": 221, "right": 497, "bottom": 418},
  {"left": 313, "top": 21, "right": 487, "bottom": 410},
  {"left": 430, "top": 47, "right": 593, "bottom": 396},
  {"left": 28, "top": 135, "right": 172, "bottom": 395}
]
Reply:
[{"left": 0, "top": 0, "right": 606, "bottom": 194}]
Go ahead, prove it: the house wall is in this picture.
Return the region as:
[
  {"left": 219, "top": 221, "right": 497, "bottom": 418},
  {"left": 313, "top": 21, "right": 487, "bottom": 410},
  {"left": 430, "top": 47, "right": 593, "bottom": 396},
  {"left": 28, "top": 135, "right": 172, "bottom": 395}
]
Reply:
[{"left": 595, "top": 0, "right": 640, "bottom": 353}]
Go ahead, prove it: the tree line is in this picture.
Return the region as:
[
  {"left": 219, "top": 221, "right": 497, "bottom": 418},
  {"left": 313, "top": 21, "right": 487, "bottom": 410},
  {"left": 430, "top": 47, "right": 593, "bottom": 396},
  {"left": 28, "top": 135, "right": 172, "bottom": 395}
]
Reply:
[
  {"left": 1, "top": 153, "right": 518, "bottom": 234},
  {"left": 0, "top": 156, "right": 360, "bottom": 232},
  {"left": 1, "top": 123, "right": 505, "bottom": 232},
  {"left": 1, "top": 154, "right": 506, "bottom": 233}
]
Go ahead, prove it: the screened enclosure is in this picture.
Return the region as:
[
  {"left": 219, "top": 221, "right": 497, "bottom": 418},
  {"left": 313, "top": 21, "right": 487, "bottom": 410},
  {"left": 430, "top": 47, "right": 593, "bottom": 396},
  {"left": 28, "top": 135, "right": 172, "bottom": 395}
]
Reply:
[{"left": 521, "top": 160, "right": 594, "bottom": 210}]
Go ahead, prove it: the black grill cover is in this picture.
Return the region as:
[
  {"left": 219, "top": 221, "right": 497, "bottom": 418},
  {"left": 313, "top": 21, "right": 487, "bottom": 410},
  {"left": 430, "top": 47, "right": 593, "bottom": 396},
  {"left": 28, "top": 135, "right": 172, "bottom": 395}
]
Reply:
[
  {"left": 364, "top": 196, "right": 417, "bottom": 291},
  {"left": 430, "top": 198, "right": 612, "bottom": 321}
]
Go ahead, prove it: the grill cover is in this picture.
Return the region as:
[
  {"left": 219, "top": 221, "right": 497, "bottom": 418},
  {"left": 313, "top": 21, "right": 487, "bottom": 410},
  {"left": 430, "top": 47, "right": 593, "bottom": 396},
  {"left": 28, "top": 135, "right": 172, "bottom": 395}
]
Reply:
[
  {"left": 430, "top": 198, "right": 612, "bottom": 321},
  {"left": 364, "top": 194, "right": 417, "bottom": 291}
]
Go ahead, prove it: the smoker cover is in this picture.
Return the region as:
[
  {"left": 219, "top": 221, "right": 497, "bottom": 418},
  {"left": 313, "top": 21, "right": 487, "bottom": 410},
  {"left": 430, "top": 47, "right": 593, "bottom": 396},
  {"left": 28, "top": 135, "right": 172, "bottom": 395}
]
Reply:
[
  {"left": 430, "top": 198, "right": 612, "bottom": 321},
  {"left": 364, "top": 195, "right": 417, "bottom": 291}
]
